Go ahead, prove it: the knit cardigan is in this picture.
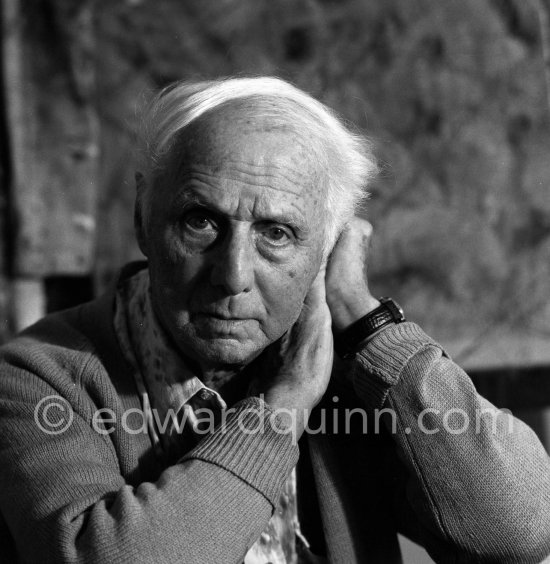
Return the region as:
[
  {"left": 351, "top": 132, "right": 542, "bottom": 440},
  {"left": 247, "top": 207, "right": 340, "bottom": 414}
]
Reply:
[{"left": 0, "top": 272, "right": 549, "bottom": 563}]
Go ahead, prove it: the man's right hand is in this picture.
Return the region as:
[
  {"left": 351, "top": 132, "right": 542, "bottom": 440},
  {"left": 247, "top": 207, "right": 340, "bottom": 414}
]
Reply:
[{"left": 252, "top": 266, "right": 334, "bottom": 440}]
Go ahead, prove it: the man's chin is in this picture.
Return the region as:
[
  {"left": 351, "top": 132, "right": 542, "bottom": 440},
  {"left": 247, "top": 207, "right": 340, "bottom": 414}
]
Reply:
[{"left": 186, "top": 336, "right": 264, "bottom": 368}]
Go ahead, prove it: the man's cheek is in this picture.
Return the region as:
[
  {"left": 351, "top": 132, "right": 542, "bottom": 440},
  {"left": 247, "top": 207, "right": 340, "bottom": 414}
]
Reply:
[
  {"left": 262, "top": 291, "right": 306, "bottom": 340},
  {"left": 153, "top": 252, "right": 205, "bottom": 291}
]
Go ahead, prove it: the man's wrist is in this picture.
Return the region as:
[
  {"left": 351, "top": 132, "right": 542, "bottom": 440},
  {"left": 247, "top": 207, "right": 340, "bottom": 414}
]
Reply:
[
  {"left": 331, "top": 295, "right": 381, "bottom": 333},
  {"left": 334, "top": 297, "right": 406, "bottom": 359},
  {"left": 262, "top": 391, "right": 309, "bottom": 440}
]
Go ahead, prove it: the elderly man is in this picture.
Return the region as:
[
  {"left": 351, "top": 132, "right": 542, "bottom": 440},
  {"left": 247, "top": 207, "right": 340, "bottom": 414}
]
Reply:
[{"left": 0, "top": 77, "right": 549, "bottom": 564}]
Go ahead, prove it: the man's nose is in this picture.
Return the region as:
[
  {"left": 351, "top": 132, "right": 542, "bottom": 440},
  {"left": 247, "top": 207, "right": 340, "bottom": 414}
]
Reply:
[{"left": 210, "top": 229, "right": 253, "bottom": 295}]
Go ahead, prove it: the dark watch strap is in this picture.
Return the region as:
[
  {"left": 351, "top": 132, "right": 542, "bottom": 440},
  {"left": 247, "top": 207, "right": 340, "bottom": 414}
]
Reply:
[{"left": 334, "top": 297, "right": 405, "bottom": 359}]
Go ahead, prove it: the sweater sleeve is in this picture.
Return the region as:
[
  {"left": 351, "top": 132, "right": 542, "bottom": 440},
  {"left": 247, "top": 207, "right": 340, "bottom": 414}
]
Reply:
[
  {"left": 0, "top": 349, "right": 298, "bottom": 564},
  {"left": 350, "top": 322, "right": 550, "bottom": 563}
]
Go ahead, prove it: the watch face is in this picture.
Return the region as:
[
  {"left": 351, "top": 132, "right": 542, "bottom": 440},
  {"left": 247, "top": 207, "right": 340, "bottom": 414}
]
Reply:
[{"left": 380, "top": 297, "right": 405, "bottom": 322}]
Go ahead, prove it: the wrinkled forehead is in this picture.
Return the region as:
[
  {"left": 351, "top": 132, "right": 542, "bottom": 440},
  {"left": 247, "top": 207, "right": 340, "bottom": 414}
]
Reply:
[
  {"left": 165, "top": 98, "right": 328, "bottom": 182},
  {"left": 151, "top": 101, "right": 330, "bottom": 235}
]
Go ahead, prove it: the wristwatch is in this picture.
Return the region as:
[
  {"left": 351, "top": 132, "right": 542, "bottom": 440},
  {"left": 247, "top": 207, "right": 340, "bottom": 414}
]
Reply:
[{"left": 335, "top": 297, "right": 405, "bottom": 359}]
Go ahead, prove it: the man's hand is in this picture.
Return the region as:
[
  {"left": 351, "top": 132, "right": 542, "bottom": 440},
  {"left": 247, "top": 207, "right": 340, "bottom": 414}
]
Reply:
[
  {"left": 252, "top": 266, "right": 334, "bottom": 440},
  {"left": 326, "top": 217, "right": 381, "bottom": 333}
]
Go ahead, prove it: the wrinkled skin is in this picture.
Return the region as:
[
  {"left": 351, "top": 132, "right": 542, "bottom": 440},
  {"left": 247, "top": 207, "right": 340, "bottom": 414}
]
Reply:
[
  {"left": 137, "top": 105, "right": 327, "bottom": 373},
  {"left": 136, "top": 103, "right": 378, "bottom": 434}
]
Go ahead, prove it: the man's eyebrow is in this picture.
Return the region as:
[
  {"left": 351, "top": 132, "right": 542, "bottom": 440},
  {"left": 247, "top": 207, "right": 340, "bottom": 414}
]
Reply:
[
  {"left": 173, "top": 187, "right": 311, "bottom": 233},
  {"left": 174, "top": 187, "right": 203, "bottom": 207}
]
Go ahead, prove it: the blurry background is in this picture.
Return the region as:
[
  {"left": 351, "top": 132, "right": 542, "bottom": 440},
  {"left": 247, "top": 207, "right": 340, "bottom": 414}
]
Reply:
[{"left": 0, "top": 1, "right": 549, "bottom": 560}]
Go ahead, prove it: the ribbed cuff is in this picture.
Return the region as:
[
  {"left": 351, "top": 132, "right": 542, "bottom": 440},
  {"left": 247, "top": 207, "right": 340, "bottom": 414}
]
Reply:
[
  {"left": 181, "top": 397, "right": 299, "bottom": 507},
  {"left": 352, "top": 322, "right": 441, "bottom": 410}
]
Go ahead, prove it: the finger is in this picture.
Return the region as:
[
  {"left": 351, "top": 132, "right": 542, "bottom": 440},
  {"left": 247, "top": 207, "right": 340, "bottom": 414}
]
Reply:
[
  {"left": 304, "top": 263, "right": 327, "bottom": 307},
  {"left": 346, "top": 217, "right": 373, "bottom": 244},
  {"left": 329, "top": 217, "right": 372, "bottom": 261},
  {"left": 353, "top": 216, "right": 373, "bottom": 237}
]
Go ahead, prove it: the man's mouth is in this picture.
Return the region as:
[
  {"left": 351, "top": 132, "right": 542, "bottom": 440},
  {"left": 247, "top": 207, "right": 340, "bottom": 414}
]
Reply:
[
  {"left": 193, "top": 312, "right": 255, "bottom": 337},
  {"left": 201, "top": 312, "right": 247, "bottom": 321}
]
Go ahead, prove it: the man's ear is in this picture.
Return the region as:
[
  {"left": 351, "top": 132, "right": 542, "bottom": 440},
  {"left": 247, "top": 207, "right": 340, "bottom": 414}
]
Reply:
[{"left": 134, "top": 172, "right": 149, "bottom": 257}]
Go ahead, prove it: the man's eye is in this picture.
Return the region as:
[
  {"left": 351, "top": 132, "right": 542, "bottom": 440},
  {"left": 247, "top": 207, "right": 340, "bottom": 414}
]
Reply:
[
  {"left": 261, "top": 225, "right": 291, "bottom": 245},
  {"left": 184, "top": 212, "right": 217, "bottom": 232}
]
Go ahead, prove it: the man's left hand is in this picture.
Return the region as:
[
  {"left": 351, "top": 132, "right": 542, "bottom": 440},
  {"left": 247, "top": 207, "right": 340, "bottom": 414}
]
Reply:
[{"left": 326, "top": 217, "right": 381, "bottom": 333}]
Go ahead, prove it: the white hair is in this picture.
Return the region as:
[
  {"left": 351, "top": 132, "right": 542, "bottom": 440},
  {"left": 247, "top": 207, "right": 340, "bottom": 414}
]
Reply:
[{"left": 136, "top": 76, "right": 378, "bottom": 249}]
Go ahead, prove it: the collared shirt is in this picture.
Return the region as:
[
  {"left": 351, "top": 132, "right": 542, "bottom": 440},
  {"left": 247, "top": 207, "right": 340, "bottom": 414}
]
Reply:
[{"left": 113, "top": 268, "right": 325, "bottom": 564}]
